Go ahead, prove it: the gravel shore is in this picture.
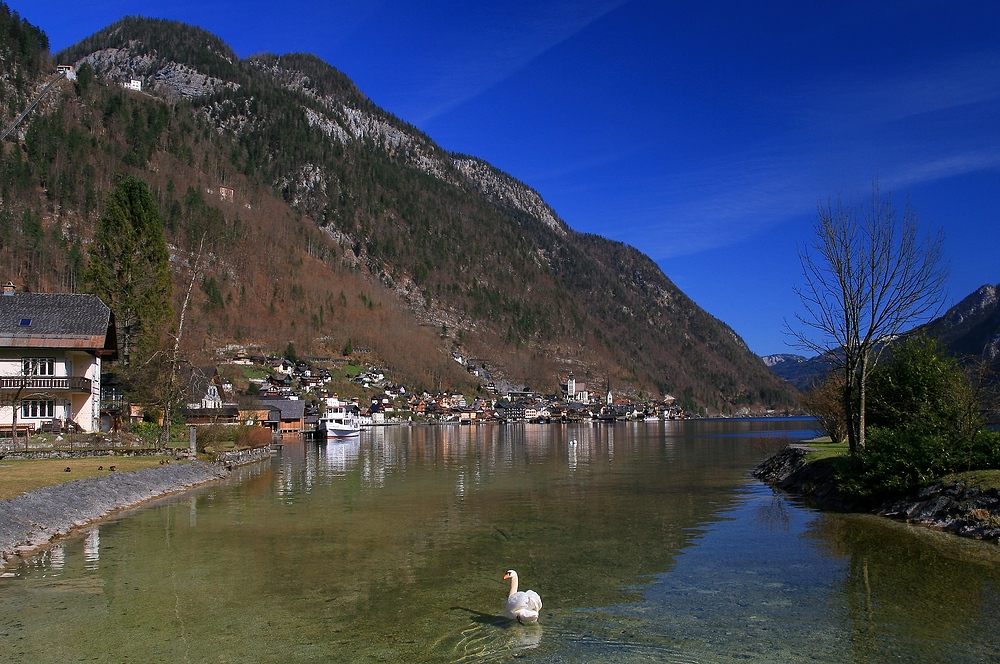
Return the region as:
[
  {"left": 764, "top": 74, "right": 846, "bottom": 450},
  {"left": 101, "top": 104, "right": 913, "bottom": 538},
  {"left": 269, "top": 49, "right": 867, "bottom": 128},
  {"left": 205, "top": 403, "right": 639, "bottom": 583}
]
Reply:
[{"left": 0, "top": 461, "right": 230, "bottom": 567}]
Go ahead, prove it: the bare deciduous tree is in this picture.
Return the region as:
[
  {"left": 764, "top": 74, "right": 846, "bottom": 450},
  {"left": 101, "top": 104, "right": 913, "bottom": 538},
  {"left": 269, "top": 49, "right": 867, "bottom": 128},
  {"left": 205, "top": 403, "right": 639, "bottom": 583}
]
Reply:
[{"left": 787, "top": 182, "right": 947, "bottom": 453}]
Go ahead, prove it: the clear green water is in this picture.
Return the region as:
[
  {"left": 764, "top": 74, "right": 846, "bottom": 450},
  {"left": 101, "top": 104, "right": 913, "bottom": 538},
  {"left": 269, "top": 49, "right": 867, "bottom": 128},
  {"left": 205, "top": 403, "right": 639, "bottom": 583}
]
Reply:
[{"left": 2, "top": 419, "right": 1000, "bottom": 662}]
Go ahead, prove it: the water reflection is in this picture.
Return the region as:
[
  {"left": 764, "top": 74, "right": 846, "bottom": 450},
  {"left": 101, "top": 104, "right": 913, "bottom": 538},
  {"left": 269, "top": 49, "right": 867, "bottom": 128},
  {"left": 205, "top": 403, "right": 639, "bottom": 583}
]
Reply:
[
  {"left": 48, "top": 543, "right": 65, "bottom": 571},
  {"left": 751, "top": 493, "right": 792, "bottom": 533},
  {"left": 82, "top": 528, "right": 99, "bottom": 570},
  {"left": 321, "top": 438, "right": 360, "bottom": 475},
  {"left": 807, "top": 512, "right": 1000, "bottom": 662},
  {"left": 3, "top": 419, "right": 999, "bottom": 663}
]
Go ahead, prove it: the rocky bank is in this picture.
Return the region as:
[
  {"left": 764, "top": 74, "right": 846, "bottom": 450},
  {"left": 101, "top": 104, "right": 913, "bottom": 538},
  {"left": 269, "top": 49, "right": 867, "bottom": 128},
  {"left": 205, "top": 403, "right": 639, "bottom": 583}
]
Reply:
[
  {"left": 754, "top": 445, "right": 1000, "bottom": 543},
  {"left": 0, "top": 461, "right": 231, "bottom": 566}
]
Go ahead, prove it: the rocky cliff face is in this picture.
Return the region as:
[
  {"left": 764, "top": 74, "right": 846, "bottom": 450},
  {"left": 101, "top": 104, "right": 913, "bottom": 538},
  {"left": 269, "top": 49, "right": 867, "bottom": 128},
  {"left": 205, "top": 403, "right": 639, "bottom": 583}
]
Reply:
[
  {"left": 920, "top": 283, "right": 1000, "bottom": 363},
  {"left": 761, "top": 354, "right": 807, "bottom": 368},
  {"left": 452, "top": 156, "right": 568, "bottom": 236}
]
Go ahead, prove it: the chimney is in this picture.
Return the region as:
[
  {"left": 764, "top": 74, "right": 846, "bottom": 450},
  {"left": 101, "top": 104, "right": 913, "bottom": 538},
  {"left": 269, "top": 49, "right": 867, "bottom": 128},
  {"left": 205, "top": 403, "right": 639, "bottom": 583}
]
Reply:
[{"left": 2, "top": 281, "right": 15, "bottom": 295}]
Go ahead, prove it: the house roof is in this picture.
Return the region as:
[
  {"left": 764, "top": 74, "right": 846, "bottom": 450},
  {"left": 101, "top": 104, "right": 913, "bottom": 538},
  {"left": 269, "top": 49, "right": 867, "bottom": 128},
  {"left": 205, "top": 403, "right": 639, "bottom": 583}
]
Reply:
[
  {"left": 259, "top": 398, "right": 305, "bottom": 420},
  {"left": 0, "top": 292, "right": 117, "bottom": 356}
]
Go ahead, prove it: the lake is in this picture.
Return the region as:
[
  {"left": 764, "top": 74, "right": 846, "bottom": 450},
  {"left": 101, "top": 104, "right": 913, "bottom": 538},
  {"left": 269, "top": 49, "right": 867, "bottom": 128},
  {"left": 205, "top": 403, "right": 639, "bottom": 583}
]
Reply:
[{"left": 2, "top": 419, "right": 1000, "bottom": 662}]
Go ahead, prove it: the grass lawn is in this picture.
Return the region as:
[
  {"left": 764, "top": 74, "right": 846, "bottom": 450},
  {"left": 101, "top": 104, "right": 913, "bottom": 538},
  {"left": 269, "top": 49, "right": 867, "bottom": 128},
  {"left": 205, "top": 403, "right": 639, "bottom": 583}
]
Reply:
[
  {"left": 946, "top": 470, "right": 1000, "bottom": 491},
  {"left": 803, "top": 440, "right": 848, "bottom": 461},
  {"left": 0, "top": 457, "right": 191, "bottom": 502},
  {"left": 239, "top": 364, "right": 273, "bottom": 380}
]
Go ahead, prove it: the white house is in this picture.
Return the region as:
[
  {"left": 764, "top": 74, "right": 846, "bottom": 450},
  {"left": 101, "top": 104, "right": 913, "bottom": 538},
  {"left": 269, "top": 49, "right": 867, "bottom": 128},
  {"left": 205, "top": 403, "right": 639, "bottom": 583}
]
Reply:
[{"left": 0, "top": 284, "right": 117, "bottom": 433}]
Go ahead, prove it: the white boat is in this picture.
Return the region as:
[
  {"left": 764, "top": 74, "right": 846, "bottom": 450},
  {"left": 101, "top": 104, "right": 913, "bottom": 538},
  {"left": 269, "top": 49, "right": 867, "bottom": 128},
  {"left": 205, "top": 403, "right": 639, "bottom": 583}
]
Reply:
[{"left": 319, "top": 404, "right": 361, "bottom": 438}]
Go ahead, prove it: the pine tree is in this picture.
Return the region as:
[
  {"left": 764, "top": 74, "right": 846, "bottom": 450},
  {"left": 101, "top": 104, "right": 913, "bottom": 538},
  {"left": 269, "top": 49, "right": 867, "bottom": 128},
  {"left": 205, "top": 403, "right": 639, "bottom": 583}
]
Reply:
[{"left": 86, "top": 175, "right": 173, "bottom": 365}]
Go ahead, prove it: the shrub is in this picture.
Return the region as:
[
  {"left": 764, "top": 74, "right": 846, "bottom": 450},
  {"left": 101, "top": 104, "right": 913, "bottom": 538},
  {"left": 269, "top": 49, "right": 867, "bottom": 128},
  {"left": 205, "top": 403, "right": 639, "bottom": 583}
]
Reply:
[
  {"left": 867, "top": 334, "right": 981, "bottom": 441},
  {"left": 838, "top": 427, "right": 1000, "bottom": 504},
  {"left": 800, "top": 373, "right": 847, "bottom": 444},
  {"left": 130, "top": 420, "right": 160, "bottom": 444},
  {"left": 234, "top": 424, "right": 273, "bottom": 448},
  {"left": 194, "top": 423, "right": 233, "bottom": 453}
]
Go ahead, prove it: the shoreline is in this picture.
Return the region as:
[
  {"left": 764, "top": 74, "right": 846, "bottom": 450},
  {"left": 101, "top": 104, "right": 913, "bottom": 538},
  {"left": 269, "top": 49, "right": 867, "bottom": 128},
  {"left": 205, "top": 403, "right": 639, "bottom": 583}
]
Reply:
[
  {"left": 754, "top": 446, "right": 1000, "bottom": 543},
  {"left": 0, "top": 460, "right": 232, "bottom": 568}
]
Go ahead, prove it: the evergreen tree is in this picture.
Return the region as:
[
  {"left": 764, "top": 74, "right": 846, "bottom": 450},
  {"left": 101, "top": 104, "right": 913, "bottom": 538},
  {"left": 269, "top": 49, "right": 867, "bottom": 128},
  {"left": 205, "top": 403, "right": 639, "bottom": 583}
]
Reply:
[{"left": 86, "top": 175, "right": 173, "bottom": 365}]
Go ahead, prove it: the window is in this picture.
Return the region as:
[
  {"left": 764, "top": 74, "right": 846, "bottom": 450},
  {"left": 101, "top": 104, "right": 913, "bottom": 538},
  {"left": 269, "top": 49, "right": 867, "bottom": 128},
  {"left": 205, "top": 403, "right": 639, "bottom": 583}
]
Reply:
[
  {"left": 21, "top": 400, "right": 55, "bottom": 419},
  {"left": 22, "top": 358, "right": 56, "bottom": 376}
]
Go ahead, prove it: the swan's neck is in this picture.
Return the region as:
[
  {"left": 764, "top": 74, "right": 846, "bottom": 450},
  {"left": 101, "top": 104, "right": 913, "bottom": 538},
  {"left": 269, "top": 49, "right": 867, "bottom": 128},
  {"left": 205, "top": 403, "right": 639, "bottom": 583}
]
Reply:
[{"left": 508, "top": 573, "right": 519, "bottom": 597}]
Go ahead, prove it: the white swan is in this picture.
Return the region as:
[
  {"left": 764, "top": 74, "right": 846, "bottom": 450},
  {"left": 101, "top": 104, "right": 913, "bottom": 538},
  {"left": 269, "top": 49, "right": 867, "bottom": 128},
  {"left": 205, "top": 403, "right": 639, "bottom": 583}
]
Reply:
[{"left": 504, "top": 569, "right": 542, "bottom": 624}]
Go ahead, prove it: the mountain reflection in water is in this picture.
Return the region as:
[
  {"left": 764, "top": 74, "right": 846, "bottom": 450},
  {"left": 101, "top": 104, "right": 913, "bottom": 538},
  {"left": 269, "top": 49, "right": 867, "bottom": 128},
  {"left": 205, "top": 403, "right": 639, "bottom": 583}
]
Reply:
[{"left": 2, "top": 419, "right": 1000, "bottom": 663}]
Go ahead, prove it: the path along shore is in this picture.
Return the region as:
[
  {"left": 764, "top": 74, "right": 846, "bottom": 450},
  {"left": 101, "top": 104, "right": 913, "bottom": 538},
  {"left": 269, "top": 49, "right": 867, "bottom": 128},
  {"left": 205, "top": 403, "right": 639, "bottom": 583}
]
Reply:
[
  {"left": 0, "top": 461, "right": 231, "bottom": 567},
  {"left": 754, "top": 446, "right": 1000, "bottom": 543}
]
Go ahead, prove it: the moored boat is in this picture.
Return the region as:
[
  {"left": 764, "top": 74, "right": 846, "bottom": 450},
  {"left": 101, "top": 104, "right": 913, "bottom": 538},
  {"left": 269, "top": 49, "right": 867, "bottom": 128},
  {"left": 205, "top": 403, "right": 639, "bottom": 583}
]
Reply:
[{"left": 318, "top": 396, "right": 361, "bottom": 437}]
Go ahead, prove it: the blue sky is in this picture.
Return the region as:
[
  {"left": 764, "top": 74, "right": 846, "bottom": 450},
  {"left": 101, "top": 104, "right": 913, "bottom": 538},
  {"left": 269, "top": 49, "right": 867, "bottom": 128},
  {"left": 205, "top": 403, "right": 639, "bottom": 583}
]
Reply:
[{"left": 10, "top": 0, "right": 999, "bottom": 356}]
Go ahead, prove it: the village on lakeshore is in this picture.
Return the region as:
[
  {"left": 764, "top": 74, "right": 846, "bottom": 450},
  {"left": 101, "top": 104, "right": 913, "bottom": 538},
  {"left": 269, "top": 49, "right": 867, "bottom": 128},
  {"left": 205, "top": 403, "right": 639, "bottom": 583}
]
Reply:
[
  {"left": 1, "top": 284, "right": 709, "bottom": 446},
  {"left": 189, "top": 351, "right": 692, "bottom": 435}
]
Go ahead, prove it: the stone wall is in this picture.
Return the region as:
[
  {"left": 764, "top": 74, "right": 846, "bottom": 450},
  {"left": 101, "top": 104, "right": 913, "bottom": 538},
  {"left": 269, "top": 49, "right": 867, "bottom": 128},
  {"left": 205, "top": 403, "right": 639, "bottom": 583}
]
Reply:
[
  {"left": 214, "top": 445, "right": 272, "bottom": 468},
  {"left": 0, "top": 448, "right": 194, "bottom": 461}
]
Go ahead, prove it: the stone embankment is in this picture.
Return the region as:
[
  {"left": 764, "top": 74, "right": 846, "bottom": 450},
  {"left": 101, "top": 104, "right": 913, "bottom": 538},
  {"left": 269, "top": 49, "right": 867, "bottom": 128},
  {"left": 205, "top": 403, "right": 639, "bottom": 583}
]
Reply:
[
  {"left": 0, "top": 451, "right": 269, "bottom": 567},
  {"left": 754, "top": 445, "right": 1000, "bottom": 543}
]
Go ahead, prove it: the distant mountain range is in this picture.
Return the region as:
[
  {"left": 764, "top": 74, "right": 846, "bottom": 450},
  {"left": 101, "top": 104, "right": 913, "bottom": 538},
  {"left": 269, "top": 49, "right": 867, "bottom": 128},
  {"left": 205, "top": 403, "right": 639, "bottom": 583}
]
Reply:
[
  {"left": 763, "top": 283, "right": 1000, "bottom": 390},
  {"left": 0, "top": 7, "right": 797, "bottom": 413}
]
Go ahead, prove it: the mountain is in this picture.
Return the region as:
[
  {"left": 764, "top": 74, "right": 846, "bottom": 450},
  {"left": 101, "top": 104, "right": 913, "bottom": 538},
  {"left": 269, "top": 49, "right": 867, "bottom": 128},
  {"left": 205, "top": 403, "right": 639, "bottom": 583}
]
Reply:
[
  {"left": 761, "top": 353, "right": 831, "bottom": 392},
  {"left": 764, "top": 283, "right": 1000, "bottom": 390},
  {"left": 0, "top": 10, "right": 798, "bottom": 413},
  {"left": 918, "top": 283, "right": 1000, "bottom": 364}
]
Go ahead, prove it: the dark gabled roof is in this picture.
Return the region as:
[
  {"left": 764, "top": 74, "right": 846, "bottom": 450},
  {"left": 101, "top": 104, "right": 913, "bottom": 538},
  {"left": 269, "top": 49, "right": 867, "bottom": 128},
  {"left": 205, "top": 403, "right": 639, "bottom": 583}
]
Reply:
[
  {"left": 259, "top": 398, "right": 305, "bottom": 420},
  {"left": 0, "top": 292, "right": 117, "bottom": 357}
]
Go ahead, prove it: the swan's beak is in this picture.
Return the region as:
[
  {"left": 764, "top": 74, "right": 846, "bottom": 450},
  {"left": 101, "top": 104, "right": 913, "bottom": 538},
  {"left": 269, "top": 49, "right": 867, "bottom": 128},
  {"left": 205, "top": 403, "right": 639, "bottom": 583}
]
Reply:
[{"left": 503, "top": 572, "right": 511, "bottom": 580}]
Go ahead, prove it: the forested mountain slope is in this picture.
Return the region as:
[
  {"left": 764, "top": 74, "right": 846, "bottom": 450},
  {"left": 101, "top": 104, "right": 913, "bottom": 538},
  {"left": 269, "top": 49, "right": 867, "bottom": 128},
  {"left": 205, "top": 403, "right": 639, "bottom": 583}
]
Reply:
[{"left": 0, "top": 10, "right": 797, "bottom": 413}]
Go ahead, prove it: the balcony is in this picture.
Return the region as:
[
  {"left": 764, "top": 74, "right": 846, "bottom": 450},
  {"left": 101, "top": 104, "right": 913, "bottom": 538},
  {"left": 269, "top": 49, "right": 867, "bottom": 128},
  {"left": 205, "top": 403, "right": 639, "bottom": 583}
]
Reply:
[{"left": 0, "top": 376, "right": 93, "bottom": 393}]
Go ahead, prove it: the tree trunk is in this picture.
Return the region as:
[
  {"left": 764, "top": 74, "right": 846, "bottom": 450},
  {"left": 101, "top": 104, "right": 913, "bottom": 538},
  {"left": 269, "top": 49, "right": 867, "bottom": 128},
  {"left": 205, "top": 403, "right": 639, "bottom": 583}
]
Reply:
[
  {"left": 858, "top": 352, "right": 868, "bottom": 449},
  {"left": 844, "top": 380, "right": 858, "bottom": 455}
]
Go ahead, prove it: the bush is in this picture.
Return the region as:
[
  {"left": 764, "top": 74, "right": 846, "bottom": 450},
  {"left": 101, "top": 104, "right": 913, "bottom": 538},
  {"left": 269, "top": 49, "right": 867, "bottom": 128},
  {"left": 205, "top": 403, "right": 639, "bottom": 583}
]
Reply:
[
  {"left": 234, "top": 424, "right": 273, "bottom": 448},
  {"left": 800, "top": 373, "right": 847, "bottom": 444},
  {"left": 867, "top": 334, "right": 981, "bottom": 440},
  {"left": 838, "top": 427, "right": 1000, "bottom": 504},
  {"left": 130, "top": 420, "right": 160, "bottom": 444},
  {"left": 962, "top": 428, "right": 1000, "bottom": 471},
  {"left": 194, "top": 423, "right": 233, "bottom": 453}
]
